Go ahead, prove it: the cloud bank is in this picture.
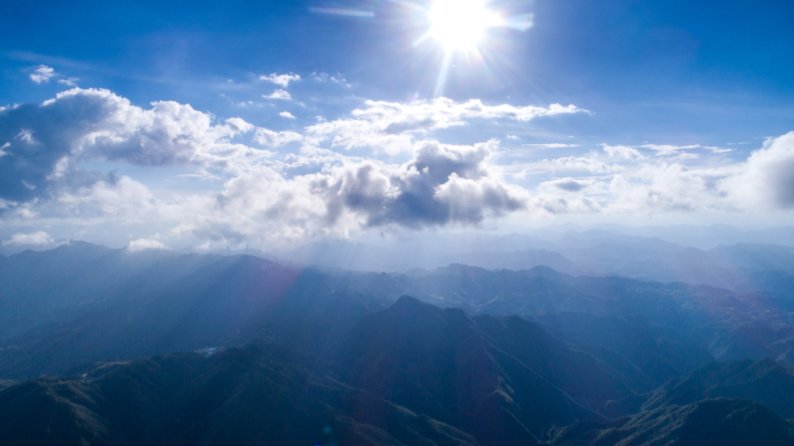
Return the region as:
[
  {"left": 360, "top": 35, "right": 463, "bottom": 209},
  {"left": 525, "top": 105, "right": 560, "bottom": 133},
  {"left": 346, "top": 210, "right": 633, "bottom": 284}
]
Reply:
[{"left": 1, "top": 87, "right": 792, "bottom": 250}]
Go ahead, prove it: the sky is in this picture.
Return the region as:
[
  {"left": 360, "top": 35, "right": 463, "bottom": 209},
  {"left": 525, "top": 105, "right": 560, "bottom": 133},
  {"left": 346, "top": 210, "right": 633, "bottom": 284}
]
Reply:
[{"left": 1, "top": 0, "right": 793, "bottom": 253}]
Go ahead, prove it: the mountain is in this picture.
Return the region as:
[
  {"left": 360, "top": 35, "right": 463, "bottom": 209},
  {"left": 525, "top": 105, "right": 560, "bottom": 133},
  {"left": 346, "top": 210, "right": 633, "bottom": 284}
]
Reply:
[
  {"left": 0, "top": 346, "right": 477, "bottom": 446},
  {"left": 547, "top": 398, "right": 794, "bottom": 446},
  {"left": 0, "top": 296, "right": 638, "bottom": 445},
  {"left": 2, "top": 243, "right": 791, "bottom": 388},
  {"left": 0, "top": 244, "right": 382, "bottom": 379},
  {"left": 1, "top": 243, "right": 792, "bottom": 444},
  {"left": 274, "top": 230, "right": 794, "bottom": 293},
  {"left": 643, "top": 359, "right": 794, "bottom": 419}
]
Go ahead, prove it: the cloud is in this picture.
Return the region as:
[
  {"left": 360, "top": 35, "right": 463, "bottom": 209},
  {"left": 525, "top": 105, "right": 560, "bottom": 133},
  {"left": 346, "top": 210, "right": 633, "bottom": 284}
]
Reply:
[
  {"left": 602, "top": 143, "right": 645, "bottom": 160},
  {"left": 546, "top": 177, "right": 589, "bottom": 192},
  {"left": 57, "top": 175, "right": 155, "bottom": 218},
  {"left": 311, "top": 72, "right": 352, "bottom": 88},
  {"left": 0, "top": 88, "right": 256, "bottom": 201},
  {"left": 308, "top": 7, "right": 374, "bottom": 18},
  {"left": 10, "top": 87, "right": 794, "bottom": 252},
  {"left": 57, "top": 77, "right": 79, "bottom": 87},
  {"left": 523, "top": 143, "right": 580, "bottom": 149},
  {"left": 259, "top": 72, "right": 301, "bottom": 88},
  {"left": 279, "top": 111, "right": 296, "bottom": 120},
  {"left": 29, "top": 65, "right": 55, "bottom": 84},
  {"left": 352, "top": 98, "right": 587, "bottom": 128},
  {"left": 608, "top": 164, "right": 728, "bottom": 213},
  {"left": 253, "top": 128, "right": 303, "bottom": 147},
  {"left": 319, "top": 140, "right": 525, "bottom": 228},
  {"left": 265, "top": 89, "right": 292, "bottom": 101},
  {"left": 305, "top": 97, "right": 587, "bottom": 155},
  {"left": 3, "top": 230, "right": 53, "bottom": 246},
  {"left": 127, "top": 238, "right": 168, "bottom": 252},
  {"left": 726, "top": 131, "right": 794, "bottom": 209}
]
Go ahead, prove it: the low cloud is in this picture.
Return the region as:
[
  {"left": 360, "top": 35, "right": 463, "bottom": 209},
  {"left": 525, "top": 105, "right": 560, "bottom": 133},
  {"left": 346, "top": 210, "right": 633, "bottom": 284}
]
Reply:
[
  {"left": 127, "top": 238, "right": 168, "bottom": 252},
  {"left": 3, "top": 230, "right": 53, "bottom": 247}
]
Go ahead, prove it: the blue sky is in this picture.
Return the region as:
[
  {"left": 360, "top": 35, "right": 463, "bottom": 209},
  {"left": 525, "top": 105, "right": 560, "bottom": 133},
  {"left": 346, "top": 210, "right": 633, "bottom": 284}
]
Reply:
[{"left": 1, "top": 0, "right": 793, "bottom": 251}]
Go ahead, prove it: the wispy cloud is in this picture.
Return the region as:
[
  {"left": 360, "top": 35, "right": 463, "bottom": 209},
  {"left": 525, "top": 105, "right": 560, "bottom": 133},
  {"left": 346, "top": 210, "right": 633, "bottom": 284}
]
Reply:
[
  {"left": 309, "top": 7, "right": 375, "bottom": 18},
  {"left": 29, "top": 65, "right": 55, "bottom": 84},
  {"left": 3, "top": 231, "right": 53, "bottom": 246}
]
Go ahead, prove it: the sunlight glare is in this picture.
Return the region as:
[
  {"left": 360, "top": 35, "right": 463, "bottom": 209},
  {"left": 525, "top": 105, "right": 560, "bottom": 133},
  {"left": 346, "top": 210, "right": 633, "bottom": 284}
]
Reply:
[{"left": 428, "top": 0, "right": 503, "bottom": 53}]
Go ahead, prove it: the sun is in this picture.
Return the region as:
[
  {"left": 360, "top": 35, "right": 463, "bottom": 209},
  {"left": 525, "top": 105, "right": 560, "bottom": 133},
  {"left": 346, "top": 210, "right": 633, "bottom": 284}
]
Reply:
[{"left": 427, "top": 0, "right": 503, "bottom": 53}]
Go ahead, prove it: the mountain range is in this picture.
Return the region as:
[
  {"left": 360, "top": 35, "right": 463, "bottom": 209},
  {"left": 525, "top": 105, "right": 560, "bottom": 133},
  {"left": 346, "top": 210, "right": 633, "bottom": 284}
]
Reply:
[{"left": 1, "top": 241, "right": 793, "bottom": 444}]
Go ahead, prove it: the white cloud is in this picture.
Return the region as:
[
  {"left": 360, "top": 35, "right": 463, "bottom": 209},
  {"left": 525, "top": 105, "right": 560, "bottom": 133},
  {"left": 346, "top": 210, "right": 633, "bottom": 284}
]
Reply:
[
  {"left": 254, "top": 128, "right": 303, "bottom": 147},
  {"left": 305, "top": 98, "right": 587, "bottom": 155},
  {"left": 259, "top": 72, "right": 301, "bottom": 88},
  {"left": 602, "top": 143, "right": 645, "bottom": 160},
  {"left": 279, "top": 111, "right": 296, "bottom": 120},
  {"left": 265, "top": 89, "right": 292, "bottom": 101},
  {"left": 30, "top": 65, "right": 55, "bottom": 84},
  {"left": 6, "top": 86, "right": 793, "bottom": 252},
  {"left": 725, "top": 131, "right": 794, "bottom": 210},
  {"left": 3, "top": 231, "right": 53, "bottom": 246},
  {"left": 57, "top": 77, "right": 79, "bottom": 87}
]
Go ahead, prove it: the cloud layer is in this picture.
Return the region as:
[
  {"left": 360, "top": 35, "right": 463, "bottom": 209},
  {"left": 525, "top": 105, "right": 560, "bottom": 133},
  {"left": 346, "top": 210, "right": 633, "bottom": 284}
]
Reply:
[{"left": 1, "top": 87, "right": 792, "bottom": 250}]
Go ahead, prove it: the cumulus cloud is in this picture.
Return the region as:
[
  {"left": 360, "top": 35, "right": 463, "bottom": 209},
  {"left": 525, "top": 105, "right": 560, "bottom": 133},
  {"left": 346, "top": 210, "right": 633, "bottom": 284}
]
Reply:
[
  {"left": 259, "top": 72, "right": 301, "bottom": 88},
  {"left": 279, "top": 111, "right": 296, "bottom": 120},
  {"left": 253, "top": 128, "right": 303, "bottom": 147},
  {"left": 29, "top": 65, "right": 56, "bottom": 84},
  {"left": 8, "top": 86, "right": 794, "bottom": 252},
  {"left": 726, "top": 131, "right": 794, "bottom": 209},
  {"left": 319, "top": 140, "right": 525, "bottom": 227},
  {"left": 264, "top": 89, "right": 292, "bottom": 101},
  {"left": 3, "top": 230, "right": 53, "bottom": 246},
  {"left": 0, "top": 88, "right": 256, "bottom": 201}
]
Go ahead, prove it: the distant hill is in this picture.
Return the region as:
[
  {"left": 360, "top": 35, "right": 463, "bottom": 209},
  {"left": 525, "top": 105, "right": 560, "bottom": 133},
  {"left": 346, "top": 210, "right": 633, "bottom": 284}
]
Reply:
[
  {"left": 546, "top": 398, "right": 794, "bottom": 446},
  {"left": 2, "top": 242, "right": 792, "bottom": 388},
  {"left": 643, "top": 359, "right": 794, "bottom": 419}
]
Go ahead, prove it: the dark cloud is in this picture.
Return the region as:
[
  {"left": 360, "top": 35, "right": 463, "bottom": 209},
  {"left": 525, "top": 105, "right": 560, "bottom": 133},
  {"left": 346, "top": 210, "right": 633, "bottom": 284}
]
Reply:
[
  {"left": 321, "top": 141, "right": 525, "bottom": 228},
  {"left": 0, "top": 92, "right": 115, "bottom": 201},
  {"left": 0, "top": 88, "right": 247, "bottom": 203},
  {"left": 551, "top": 178, "right": 587, "bottom": 192}
]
